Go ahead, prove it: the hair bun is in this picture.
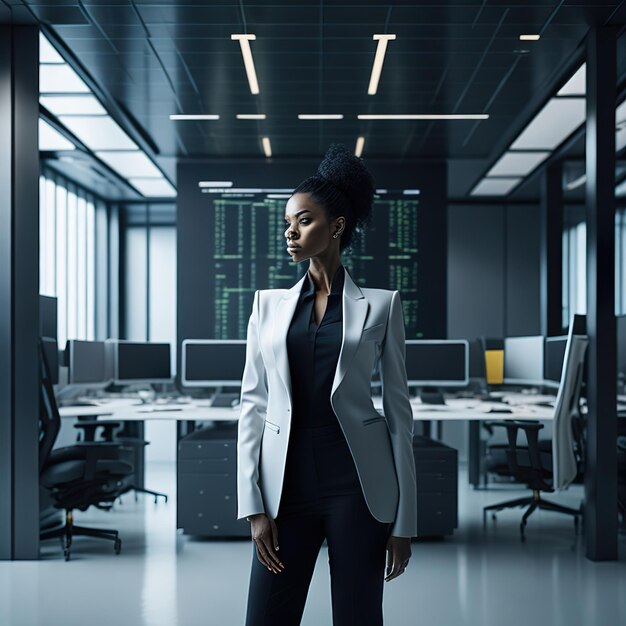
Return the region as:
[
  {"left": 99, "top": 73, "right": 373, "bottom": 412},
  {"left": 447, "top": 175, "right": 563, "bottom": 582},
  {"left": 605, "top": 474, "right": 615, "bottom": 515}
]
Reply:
[{"left": 316, "top": 144, "right": 375, "bottom": 221}]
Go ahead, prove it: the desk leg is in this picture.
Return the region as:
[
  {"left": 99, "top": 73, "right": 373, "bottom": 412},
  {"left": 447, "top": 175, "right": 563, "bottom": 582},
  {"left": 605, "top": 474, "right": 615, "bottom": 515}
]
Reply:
[{"left": 468, "top": 421, "right": 480, "bottom": 488}]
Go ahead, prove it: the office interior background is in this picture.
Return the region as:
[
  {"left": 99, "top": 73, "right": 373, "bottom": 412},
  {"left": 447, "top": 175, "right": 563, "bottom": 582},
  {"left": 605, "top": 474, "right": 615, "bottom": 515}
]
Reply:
[{"left": 2, "top": 1, "right": 626, "bottom": 625}]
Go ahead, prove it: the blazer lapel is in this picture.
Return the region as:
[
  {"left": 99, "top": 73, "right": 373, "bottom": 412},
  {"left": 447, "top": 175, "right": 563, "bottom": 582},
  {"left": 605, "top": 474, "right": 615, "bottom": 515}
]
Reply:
[
  {"left": 332, "top": 267, "right": 368, "bottom": 398},
  {"left": 271, "top": 266, "right": 368, "bottom": 404}
]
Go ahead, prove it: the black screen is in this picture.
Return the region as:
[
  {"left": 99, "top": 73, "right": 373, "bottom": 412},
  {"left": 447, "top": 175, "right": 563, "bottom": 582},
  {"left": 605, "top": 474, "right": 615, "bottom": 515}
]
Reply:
[
  {"left": 41, "top": 337, "right": 59, "bottom": 385},
  {"left": 117, "top": 342, "right": 171, "bottom": 381},
  {"left": 404, "top": 341, "right": 467, "bottom": 384},
  {"left": 184, "top": 342, "right": 246, "bottom": 383},
  {"left": 545, "top": 336, "right": 568, "bottom": 383},
  {"left": 68, "top": 340, "right": 107, "bottom": 384},
  {"left": 39, "top": 295, "right": 57, "bottom": 340}
]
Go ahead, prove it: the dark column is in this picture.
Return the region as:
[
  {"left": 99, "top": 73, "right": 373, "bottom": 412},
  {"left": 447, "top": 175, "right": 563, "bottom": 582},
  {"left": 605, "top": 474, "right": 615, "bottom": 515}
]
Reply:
[
  {"left": 540, "top": 163, "right": 563, "bottom": 337},
  {"left": 0, "top": 24, "right": 40, "bottom": 560},
  {"left": 584, "top": 25, "right": 618, "bottom": 561}
]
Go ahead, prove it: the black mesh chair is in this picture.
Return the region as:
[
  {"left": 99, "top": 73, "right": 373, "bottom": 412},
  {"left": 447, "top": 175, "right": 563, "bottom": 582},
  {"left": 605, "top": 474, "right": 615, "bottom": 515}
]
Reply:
[
  {"left": 38, "top": 338, "right": 134, "bottom": 560},
  {"left": 482, "top": 317, "right": 588, "bottom": 542}
]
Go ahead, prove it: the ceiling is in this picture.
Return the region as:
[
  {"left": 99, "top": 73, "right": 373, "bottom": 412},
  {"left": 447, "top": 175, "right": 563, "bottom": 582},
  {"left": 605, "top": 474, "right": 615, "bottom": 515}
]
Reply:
[{"left": 6, "top": 1, "right": 626, "bottom": 199}]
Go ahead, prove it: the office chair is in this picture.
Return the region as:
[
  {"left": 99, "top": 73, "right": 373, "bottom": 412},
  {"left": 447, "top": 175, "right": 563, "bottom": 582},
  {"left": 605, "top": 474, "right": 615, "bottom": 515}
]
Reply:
[
  {"left": 75, "top": 419, "right": 168, "bottom": 503},
  {"left": 38, "top": 338, "right": 134, "bottom": 560},
  {"left": 482, "top": 319, "right": 588, "bottom": 542}
]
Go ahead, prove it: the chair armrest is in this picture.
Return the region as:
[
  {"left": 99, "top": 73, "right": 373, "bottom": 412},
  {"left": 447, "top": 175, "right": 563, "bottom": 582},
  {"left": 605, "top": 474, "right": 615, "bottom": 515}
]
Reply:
[{"left": 74, "top": 420, "right": 122, "bottom": 442}]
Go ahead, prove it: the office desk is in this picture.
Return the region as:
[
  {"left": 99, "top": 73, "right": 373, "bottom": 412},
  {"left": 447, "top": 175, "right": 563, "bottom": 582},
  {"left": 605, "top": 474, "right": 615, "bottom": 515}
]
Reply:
[{"left": 59, "top": 397, "right": 554, "bottom": 488}]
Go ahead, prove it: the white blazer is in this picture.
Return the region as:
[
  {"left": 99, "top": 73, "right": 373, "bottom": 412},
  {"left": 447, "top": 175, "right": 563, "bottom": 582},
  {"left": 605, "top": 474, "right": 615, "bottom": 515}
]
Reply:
[{"left": 236, "top": 266, "right": 418, "bottom": 538}]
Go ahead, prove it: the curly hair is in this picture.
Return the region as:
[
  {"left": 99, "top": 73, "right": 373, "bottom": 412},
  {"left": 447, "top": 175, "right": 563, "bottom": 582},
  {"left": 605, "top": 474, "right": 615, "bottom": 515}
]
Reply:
[{"left": 292, "top": 144, "right": 375, "bottom": 253}]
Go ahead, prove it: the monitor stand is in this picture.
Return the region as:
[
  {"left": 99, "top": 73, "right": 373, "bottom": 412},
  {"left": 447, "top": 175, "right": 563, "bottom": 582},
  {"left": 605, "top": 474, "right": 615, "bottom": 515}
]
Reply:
[{"left": 419, "top": 386, "right": 446, "bottom": 405}]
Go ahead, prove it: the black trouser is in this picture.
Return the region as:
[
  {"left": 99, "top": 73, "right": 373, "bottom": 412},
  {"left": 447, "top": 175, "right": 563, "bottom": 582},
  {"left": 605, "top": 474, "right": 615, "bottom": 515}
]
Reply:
[{"left": 245, "top": 422, "right": 392, "bottom": 626}]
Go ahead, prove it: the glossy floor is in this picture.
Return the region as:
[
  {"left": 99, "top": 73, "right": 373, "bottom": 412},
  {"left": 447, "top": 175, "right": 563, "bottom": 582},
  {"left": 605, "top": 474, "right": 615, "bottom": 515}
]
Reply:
[{"left": 1, "top": 463, "right": 625, "bottom": 626}]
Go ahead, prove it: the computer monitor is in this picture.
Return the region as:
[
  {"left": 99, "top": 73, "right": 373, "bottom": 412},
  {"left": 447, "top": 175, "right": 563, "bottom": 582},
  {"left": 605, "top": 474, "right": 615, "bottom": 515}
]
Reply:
[
  {"left": 39, "top": 295, "right": 57, "bottom": 340},
  {"left": 109, "top": 340, "right": 172, "bottom": 384},
  {"left": 66, "top": 340, "right": 109, "bottom": 388},
  {"left": 503, "top": 335, "right": 544, "bottom": 386},
  {"left": 404, "top": 340, "right": 469, "bottom": 387},
  {"left": 181, "top": 340, "right": 247, "bottom": 387},
  {"left": 544, "top": 335, "right": 568, "bottom": 389},
  {"left": 41, "top": 337, "right": 60, "bottom": 385}
]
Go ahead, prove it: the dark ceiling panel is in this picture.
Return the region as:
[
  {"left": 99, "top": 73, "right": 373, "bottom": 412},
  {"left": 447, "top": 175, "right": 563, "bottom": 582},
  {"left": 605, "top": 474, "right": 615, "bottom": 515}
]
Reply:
[{"left": 29, "top": 0, "right": 626, "bottom": 199}]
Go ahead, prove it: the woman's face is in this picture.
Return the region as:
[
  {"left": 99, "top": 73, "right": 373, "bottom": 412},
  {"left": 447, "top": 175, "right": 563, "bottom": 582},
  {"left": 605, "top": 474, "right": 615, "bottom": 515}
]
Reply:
[{"left": 284, "top": 192, "right": 342, "bottom": 262}]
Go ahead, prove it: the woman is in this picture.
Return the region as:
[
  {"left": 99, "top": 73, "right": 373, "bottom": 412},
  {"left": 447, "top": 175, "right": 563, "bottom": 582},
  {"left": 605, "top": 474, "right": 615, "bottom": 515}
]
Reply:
[{"left": 237, "top": 144, "right": 417, "bottom": 626}]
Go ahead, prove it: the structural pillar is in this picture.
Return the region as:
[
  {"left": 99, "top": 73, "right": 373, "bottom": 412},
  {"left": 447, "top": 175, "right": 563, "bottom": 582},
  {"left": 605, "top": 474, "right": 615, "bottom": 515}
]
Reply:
[
  {"left": 0, "top": 24, "right": 40, "bottom": 560},
  {"left": 584, "top": 25, "right": 619, "bottom": 561}
]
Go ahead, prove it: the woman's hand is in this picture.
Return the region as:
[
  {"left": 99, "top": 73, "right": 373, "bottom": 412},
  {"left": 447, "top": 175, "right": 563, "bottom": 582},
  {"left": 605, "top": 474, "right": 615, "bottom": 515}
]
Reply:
[
  {"left": 249, "top": 513, "right": 285, "bottom": 574},
  {"left": 384, "top": 535, "right": 412, "bottom": 582}
]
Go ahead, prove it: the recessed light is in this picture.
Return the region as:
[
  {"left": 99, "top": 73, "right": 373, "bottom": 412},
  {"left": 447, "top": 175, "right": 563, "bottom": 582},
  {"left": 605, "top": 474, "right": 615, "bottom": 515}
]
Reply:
[
  {"left": 557, "top": 64, "right": 586, "bottom": 96},
  {"left": 470, "top": 178, "right": 521, "bottom": 196},
  {"left": 40, "top": 95, "right": 107, "bottom": 116},
  {"left": 519, "top": 34, "right": 540, "bottom": 41},
  {"left": 40, "top": 64, "right": 90, "bottom": 94},
  {"left": 198, "top": 181, "right": 234, "bottom": 188},
  {"left": 236, "top": 114, "right": 266, "bottom": 120},
  {"left": 510, "top": 98, "right": 585, "bottom": 150},
  {"left": 357, "top": 114, "right": 488, "bottom": 120},
  {"left": 39, "top": 119, "right": 75, "bottom": 151},
  {"left": 130, "top": 178, "right": 177, "bottom": 198},
  {"left": 355, "top": 136, "right": 365, "bottom": 157},
  {"left": 169, "top": 114, "right": 220, "bottom": 120},
  {"left": 231, "top": 34, "right": 260, "bottom": 95},
  {"left": 298, "top": 114, "right": 344, "bottom": 120},
  {"left": 58, "top": 115, "right": 138, "bottom": 151},
  {"left": 262, "top": 137, "right": 272, "bottom": 158},
  {"left": 486, "top": 151, "right": 550, "bottom": 177},
  {"left": 368, "top": 34, "right": 396, "bottom": 95}
]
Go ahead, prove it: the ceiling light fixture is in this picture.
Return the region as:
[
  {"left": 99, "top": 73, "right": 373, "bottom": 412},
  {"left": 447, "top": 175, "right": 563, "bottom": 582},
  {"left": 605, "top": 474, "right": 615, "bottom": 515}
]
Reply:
[
  {"left": 231, "top": 34, "right": 260, "bottom": 95},
  {"left": 236, "top": 114, "right": 266, "bottom": 120},
  {"left": 519, "top": 34, "right": 540, "bottom": 41},
  {"left": 357, "top": 114, "right": 489, "bottom": 120},
  {"left": 298, "top": 114, "right": 344, "bottom": 120},
  {"left": 368, "top": 34, "right": 396, "bottom": 95},
  {"left": 169, "top": 114, "right": 220, "bottom": 120},
  {"left": 262, "top": 137, "right": 272, "bottom": 158},
  {"left": 198, "top": 181, "right": 234, "bottom": 188},
  {"left": 355, "top": 136, "right": 365, "bottom": 157}
]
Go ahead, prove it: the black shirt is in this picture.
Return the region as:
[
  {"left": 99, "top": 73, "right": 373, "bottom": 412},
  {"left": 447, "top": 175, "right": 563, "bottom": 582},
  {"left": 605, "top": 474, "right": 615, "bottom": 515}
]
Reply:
[{"left": 286, "top": 265, "right": 345, "bottom": 429}]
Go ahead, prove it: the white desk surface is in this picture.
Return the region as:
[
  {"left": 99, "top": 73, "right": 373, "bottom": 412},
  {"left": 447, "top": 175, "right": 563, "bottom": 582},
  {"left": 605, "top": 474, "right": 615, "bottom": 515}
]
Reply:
[{"left": 58, "top": 396, "right": 556, "bottom": 422}]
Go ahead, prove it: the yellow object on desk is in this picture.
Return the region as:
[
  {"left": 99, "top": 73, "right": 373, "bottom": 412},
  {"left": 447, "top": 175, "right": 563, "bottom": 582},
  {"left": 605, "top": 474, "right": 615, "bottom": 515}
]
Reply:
[{"left": 484, "top": 349, "right": 504, "bottom": 384}]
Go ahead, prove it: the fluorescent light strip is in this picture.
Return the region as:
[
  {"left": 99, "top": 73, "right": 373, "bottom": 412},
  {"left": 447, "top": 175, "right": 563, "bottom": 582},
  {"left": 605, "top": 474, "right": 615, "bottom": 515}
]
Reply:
[
  {"left": 403, "top": 189, "right": 421, "bottom": 195},
  {"left": 231, "top": 34, "right": 260, "bottom": 95},
  {"left": 375, "top": 189, "right": 387, "bottom": 194},
  {"left": 519, "top": 34, "right": 540, "bottom": 41},
  {"left": 358, "top": 114, "right": 489, "bottom": 120},
  {"left": 236, "top": 114, "right": 266, "bottom": 120},
  {"left": 298, "top": 114, "right": 344, "bottom": 120},
  {"left": 368, "top": 34, "right": 396, "bottom": 95},
  {"left": 169, "top": 114, "right": 219, "bottom": 120},
  {"left": 202, "top": 187, "right": 293, "bottom": 194},
  {"left": 267, "top": 194, "right": 292, "bottom": 199},
  {"left": 355, "top": 136, "right": 365, "bottom": 157},
  {"left": 198, "top": 181, "right": 234, "bottom": 188},
  {"left": 262, "top": 137, "right": 272, "bottom": 157}
]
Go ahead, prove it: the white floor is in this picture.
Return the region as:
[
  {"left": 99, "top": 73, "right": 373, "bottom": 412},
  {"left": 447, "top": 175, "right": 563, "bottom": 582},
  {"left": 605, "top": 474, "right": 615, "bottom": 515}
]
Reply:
[{"left": 1, "top": 463, "right": 625, "bottom": 626}]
